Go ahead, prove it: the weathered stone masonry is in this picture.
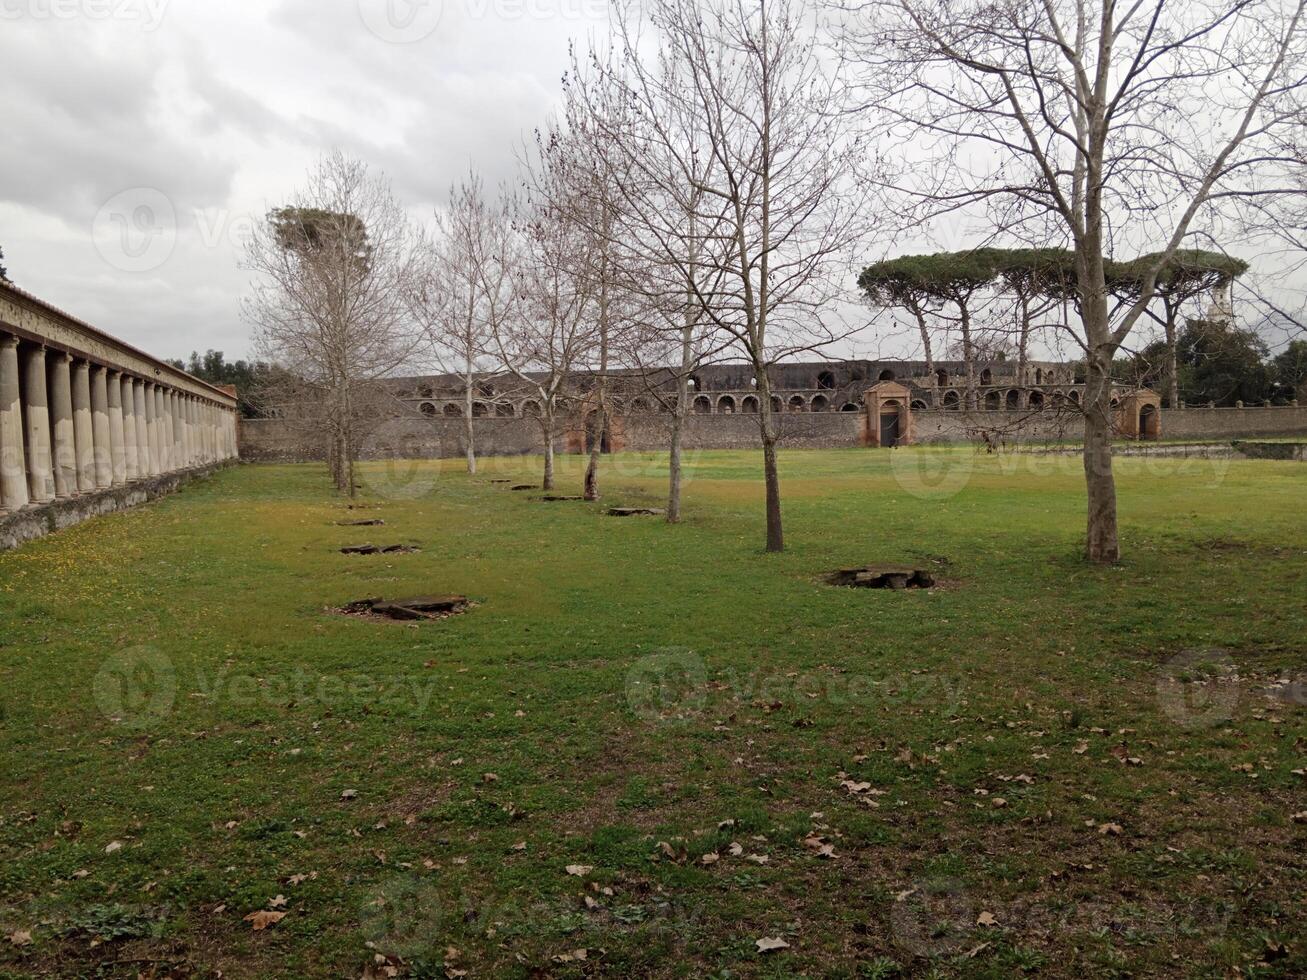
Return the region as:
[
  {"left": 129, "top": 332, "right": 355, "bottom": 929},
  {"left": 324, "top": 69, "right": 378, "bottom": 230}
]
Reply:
[{"left": 0, "top": 282, "right": 240, "bottom": 551}]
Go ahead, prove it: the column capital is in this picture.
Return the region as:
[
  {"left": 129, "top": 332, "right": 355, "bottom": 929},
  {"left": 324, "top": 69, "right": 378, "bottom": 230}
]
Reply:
[{"left": 0, "top": 334, "right": 17, "bottom": 350}]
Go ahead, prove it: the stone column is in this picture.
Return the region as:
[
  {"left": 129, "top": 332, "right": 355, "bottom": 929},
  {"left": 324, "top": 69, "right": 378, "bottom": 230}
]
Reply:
[
  {"left": 48, "top": 351, "right": 77, "bottom": 497},
  {"left": 133, "top": 379, "right": 150, "bottom": 477},
  {"left": 121, "top": 375, "right": 139, "bottom": 480},
  {"left": 144, "top": 382, "right": 161, "bottom": 477},
  {"left": 184, "top": 396, "right": 195, "bottom": 465},
  {"left": 89, "top": 364, "right": 112, "bottom": 488},
  {"left": 22, "top": 344, "right": 56, "bottom": 502},
  {"left": 72, "top": 359, "right": 96, "bottom": 492},
  {"left": 0, "top": 336, "right": 29, "bottom": 513},
  {"left": 107, "top": 370, "right": 127, "bottom": 485},
  {"left": 161, "top": 387, "right": 174, "bottom": 472},
  {"left": 170, "top": 391, "right": 183, "bottom": 468},
  {"left": 153, "top": 385, "right": 168, "bottom": 473}
]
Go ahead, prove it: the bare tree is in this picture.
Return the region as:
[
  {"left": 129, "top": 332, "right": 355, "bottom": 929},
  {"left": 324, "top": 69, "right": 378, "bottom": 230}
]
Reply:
[
  {"left": 416, "top": 171, "right": 516, "bottom": 474},
  {"left": 601, "top": 0, "right": 864, "bottom": 552},
  {"left": 840, "top": 0, "right": 1307, "bottom": 562},
  {"left": 243, "top": 151, "right": 427, "bottom": 495},
  {"left": 492, "top": 144, "right": 597, "bottom": 491}
]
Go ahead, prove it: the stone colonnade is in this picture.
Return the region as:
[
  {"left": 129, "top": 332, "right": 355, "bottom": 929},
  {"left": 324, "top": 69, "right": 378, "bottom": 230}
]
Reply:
[{"left": 0, "top": 325, "right": 238, "bottom": 518}]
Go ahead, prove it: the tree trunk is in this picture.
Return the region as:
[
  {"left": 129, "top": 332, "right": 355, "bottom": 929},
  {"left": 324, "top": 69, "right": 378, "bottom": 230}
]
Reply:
[
  {"left": 1164, "top": 299, "right": 1180, "bottom": 409},
  {"left": 754, "top": 368, "right": 784, "bottom": 553},
  {"left": 1083, "top": 349, "right": 1120, "bottom": 563},
  {"left": 464, "top": 359, "right": 477, "bottom": 475},
  {"left": 541, "top": 415, "right": 555, "bottom": 490},
  {"left": 959, "top": 300, "right": 977, "bottom": 410},
  {"left": 666, "top": 336, "right": 691, "bottom": 524},
  {"left": 913, "top": 307, "right": 934, "bottom": 386},
  {"left": 583, "top": 411, "right": 602, "bottom": 501}
]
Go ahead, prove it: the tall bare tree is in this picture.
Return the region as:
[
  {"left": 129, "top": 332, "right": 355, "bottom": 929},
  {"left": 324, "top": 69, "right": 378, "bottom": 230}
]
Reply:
[
  {"left": 417, "top": 171, "right": 516, "bottom": 474},
  {"left": 491, "top": 143, "right": 597, "bottom": 491},
  {"left": 841, "top": 0, "right": 1307, "bottom": 562},
  {"left": 601, "top": 0, "right": 864, "bottom": 552},
  {"left": 243, "top": 151, "right": 427, "bottom": 495}
]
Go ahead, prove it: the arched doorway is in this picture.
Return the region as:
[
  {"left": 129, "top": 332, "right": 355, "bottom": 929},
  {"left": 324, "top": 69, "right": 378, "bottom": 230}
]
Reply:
[
  {"left": 810, "top": 394, "right": 830, "bottom": 412},
  {"left": 693, "top": 395, "right": 712, "bottom": 414},
  {"left": 1005, "top": 390, "right": 1020, "bottom": 410},
  {"left": 816, "top": 371, "right": 836, "bottom": 390},
  {"left": 585, "top": 410, "right": 611, "bottom": 453},
  {"left": 741, "top": 395, "right": 759, "bottom": 414},
  {"left": 879, "top": 399, "right": 902, "bottom": 447},
  {"left": 878, "top": 368, "right": 895, "bottom": 381},
  {"left": 984, "top": 390, "right": 1001, "bottom": 411},
  {"left": 717, "top": 395, "right": 736, "bottom": 414},
  {"left": 942, "top": 390, "right": 960, "bottom": 410},
  {"left": 788, "top": 395, "right": 807, "bottom": 412},
  {"left": 1139, "top": 403, "right": 1159, "bottom": 440},
  {"left": 443, "top": 403, "right": 463, "bottom": 418}
]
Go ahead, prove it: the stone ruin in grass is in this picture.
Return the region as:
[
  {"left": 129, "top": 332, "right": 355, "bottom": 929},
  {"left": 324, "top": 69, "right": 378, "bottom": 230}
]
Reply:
[
  {"left": 339, "top": 543, "right": 420, "bottom": 556},
  {"left": 338, "top": 595, "right": 469, "bottom": 621},
  {"left": 825, "top": 565, "right": 937, "bottom": 590}
]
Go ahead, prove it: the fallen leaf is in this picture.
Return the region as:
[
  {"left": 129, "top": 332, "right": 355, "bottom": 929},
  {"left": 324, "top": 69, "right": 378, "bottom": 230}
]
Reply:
[
  {"left": 243, "top": 910, "right": 287, "bottom": 930},
  {"left": 7, "top": 930, "right": 32, "bottom": 947},
  {"left": 340, "top": 789, "right": 358, "bottom": 800},
  {"left": 551, "top": 948, "right": 588, "bottom": 963},
  {"left": 756, "top": 936, "right": 790, "bottom": 954},
  {"left": 564, "top": 864, "right": 593, "bottom": 877},
  {"left": 1073, "top": 741, "right": 1089, "bottom": 755},
  {"left": 267, "top": 895, "right": 288, "bottom": 909},
  {"left": 104, "top": 841, "right": 123, "bottom": 854},
  {"left": 976, "top": 910, "right": 998, "bottom": 927},
  {"left": 510, "top": 841, "right": 527, "bottom": 852},
  {"left": 1098, "top": 822, "right": 1124, "bottom": 836},
  {"left": 700, "top": 852, "right": 719, "bottom": 865}
]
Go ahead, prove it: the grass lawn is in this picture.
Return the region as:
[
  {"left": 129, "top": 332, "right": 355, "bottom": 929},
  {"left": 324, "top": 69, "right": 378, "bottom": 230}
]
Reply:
[{"left": 0, "top": 447, "right": 1303, "bottom": 978}]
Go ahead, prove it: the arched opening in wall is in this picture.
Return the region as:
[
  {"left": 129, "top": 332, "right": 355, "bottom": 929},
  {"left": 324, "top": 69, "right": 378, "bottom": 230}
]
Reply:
[
  {"left": 1069, "top": 389, "right": 1081, "bottom": 405},
  {"left": 1110, "top": 396, "right": 1121, "bottom": 409},
  {"left": 817, "top": 371, "right": 836, "bottom": 390},
  {"left": 910, "top": 399, "right": 928, "bottom": 411},
  {"left": 840, "top": 401, "right": 859, "bottom": 412},
  {"left": 1035, "top": 368, "right": 1044, "bottom": 384},
  {"left": 717, "top": 395, "right": 736, "bottom": 414},
  {"left": 741, "top": 395, "right": 759, "bottom": 414},
  {"left": 878, "top": 369, "right": 895, "bottom": 381},
  {"left": 443, "top": 403, "right": 463, "bottom": 418},
  {"left": 693, "top": 395, "right": 712, "bottom": 414},
  {"left": 771, "top": 395, "right": 783, "bottom": 413},
  {"left": 937, "top": 368, "right": 949, "bottom": 386},
  {"left": 418, "top": 384, "right": 434, "bottom": 399},
  {"left": 495, "top": 402, "right": 514, "bottom": 417},
  {"left": 984, "top": 390, "right": 1001, "bottom": 411},
  {"left": 472, "top": 401, "right": 490, "bottom": 418},
  {"left": 1005, "top": 390, "right": 1021, "bottom": 411},
  {"left": 1139, "top": 403, "right": 1160, "bottom": 440},
  {"left": 981, "top": 368, "right": 993, "bottom": 385},
  {"left": 879, "top": 399, "right": 902, "bottom": 447},
  {"left": 788, "top": 395, "right": 807, "bottom": 412},
  {"left": 521, "top": 400, "right": 541, "bottom": 417},
  {"left": 631, "top": 397, "right": 651, "bottom": 413},
  {"left": 749, "top": 376, "right": 758, "bottom": 389},
  {"left": 689, "top": 375, "right": 701, "bottom": 392},
  {"left": 942, "top": 390, "right": 960, "bottom": 410},
  {"left": 585, "top": 410, "right": 611, "bottom": 453},
  {"left": 419, "top": 402, "right": 437, "bottom": 418},
  {"left": 810, "top": 394, "right": 830, "bottom": 412},
  {"left": 1029, "top": 390, "right": 1045, "bottom": 409}
]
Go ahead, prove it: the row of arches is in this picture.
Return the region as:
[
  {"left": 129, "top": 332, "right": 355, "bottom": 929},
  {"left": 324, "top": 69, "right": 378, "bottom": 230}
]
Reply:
[{"left": 416, "top": 386, "right": 1107, "bottom": 419}]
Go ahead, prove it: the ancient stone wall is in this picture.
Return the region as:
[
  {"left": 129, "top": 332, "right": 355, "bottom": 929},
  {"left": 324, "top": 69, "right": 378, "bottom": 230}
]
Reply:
[{"left": 241, "top": 404, "right": 1307, "bottom": 461}]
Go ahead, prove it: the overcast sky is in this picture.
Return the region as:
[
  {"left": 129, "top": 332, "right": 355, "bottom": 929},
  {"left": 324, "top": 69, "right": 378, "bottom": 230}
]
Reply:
[{"left": 0, "top": 0, "right": 611, "bottom": 362}]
